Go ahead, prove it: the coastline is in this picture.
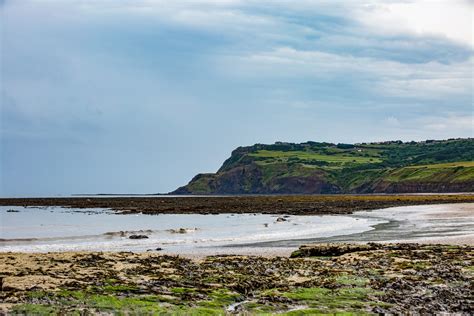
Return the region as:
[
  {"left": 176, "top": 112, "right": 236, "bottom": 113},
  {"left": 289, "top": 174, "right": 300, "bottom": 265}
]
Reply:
[{"left": 1, "top": 194, "right": 473, "bottom": 216}]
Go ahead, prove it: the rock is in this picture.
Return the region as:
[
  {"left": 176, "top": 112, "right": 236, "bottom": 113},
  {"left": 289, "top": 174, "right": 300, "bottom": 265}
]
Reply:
[
  {"left": 276, "top": 217, "right": 287, "bottom": 222},
  {"left": 155, "top": 247, "right": 163, "bottom": 251},
  {"left": 169, "top": 228, "right": 191, "bottom": 234},
  {"left": 290, "top": 243, "right": 380, "bottom": 257},
  {"left": 129, "top": 235, "right": 149, "bottom": 239}
]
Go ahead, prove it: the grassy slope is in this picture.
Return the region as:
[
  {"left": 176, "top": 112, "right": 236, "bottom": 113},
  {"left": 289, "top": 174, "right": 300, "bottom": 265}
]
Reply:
[
  {"left": 176, "top": 139, "right": 474, "bottom": 194},
  {"left": 385, "top": 163, "right": 474, "bottom": 182}
]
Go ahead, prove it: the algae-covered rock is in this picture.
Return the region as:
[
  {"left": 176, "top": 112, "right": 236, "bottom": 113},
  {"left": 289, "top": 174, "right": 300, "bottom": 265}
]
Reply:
[{"left": 290, "top": 243, "right": 379, "bottom": 258}]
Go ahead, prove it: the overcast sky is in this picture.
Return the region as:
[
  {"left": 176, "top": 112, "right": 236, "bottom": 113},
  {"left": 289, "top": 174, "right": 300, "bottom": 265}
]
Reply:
[{"left": 1, "top": 0, "right": 473, "bottom": 196}]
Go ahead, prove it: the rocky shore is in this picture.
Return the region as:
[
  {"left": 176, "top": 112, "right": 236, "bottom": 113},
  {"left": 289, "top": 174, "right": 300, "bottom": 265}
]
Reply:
[
  {"left": 1, "top": 243, "right": 472, "bottom": 314},
  {"left": 1, "top": 194, "right": 473, "bottom": 215}
]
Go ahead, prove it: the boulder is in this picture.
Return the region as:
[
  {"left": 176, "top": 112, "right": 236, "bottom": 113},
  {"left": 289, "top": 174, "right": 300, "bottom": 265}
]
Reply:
[{"left": 129, "top": 235, "right": 149, "bottom": 240}]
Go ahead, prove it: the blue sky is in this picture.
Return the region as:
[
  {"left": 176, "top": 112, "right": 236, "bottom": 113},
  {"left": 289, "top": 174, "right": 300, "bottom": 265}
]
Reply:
[{"left": 1, "top": 0, "right": 473, "bottom": 196}]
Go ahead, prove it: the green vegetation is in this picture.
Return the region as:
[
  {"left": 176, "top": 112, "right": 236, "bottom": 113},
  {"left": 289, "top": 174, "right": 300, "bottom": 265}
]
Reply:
[
  {"left": 278, "top": 286, "right": 387, "bottom": 313},
  {"left": 249, "top": 150, "right": 381, "bottom": 165},
  {"left": 11, "top": 304, "right": 58, "bottom": 315},
  {"left": 10, "top": 284, "right": 385, "bottom": 315},
  {"left": 334, "top": 275, "right": 369, "bottom": 286},
  {"left": 174, "top": 138, "right": 474, "bottom": 194},
  {"left": 384, "top": 165, "right": 474, "bottom": 183}
]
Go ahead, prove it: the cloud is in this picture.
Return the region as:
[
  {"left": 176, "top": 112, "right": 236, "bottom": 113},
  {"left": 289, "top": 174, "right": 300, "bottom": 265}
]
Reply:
[
  {"left": 384, "top": 116, "right": 401, "bottom": 127},
  {"left": 354, "top": 0, "right": 473, "bottom": 48},
  {"left": 220, "top": 47, "right": 472, "bottom": 101},
  {"left": 420, "top": 115, "right": 473, "bottom": 133},
  {"left": 1, "top": 0, "right": 472, "bottom": 195}
]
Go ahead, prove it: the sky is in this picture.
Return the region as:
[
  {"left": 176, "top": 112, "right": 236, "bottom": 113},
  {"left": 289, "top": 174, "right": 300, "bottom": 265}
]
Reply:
[{"left": 1, "top": 0, "right": 473, "bottom": 196}]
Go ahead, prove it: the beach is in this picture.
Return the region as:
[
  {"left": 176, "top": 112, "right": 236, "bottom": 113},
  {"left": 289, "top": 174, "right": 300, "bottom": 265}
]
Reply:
[{"left": 1, "top": 200, "right": 473, "bottom": 314}]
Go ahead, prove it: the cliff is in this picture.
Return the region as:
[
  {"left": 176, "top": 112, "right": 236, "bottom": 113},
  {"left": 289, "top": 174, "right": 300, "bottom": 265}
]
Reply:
[{"left": 172, "top": 138, "right": 474, "bottom": 194}]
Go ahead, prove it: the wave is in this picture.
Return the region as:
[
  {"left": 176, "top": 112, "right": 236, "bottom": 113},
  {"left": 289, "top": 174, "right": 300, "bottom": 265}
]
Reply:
[
  {"left": 0, "top": 228, "right": 203, "bottom": 243},
  {"left": 103, "top": 229, "right": 154, "bottom": 237},
  {"left": 0, "top": 237, "right": 38, "bottom": 242}
]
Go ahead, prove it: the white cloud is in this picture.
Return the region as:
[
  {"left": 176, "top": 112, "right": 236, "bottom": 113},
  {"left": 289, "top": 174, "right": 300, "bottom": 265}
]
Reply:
[
  {"left": 374, "top": 113, "right": 473, "bottom": 141},
  {"left": 355, "top": 0, "right": 473, "bottom": 48},
  {"left": 221, "top": 46, "right": 472, "bottom": 100},
  {"left": 384, "top": 116, "right": 401, "bottom": 127},
  {"left": 420, "top": 114, "right": 473, "bottom": 133}
]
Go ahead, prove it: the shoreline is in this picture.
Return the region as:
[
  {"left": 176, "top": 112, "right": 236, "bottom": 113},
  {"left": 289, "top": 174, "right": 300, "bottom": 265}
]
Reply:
[
  {"left": 1, "top": 194, "right": 473, "bottom": 216},
  {"left": 1, "top": 202, "right": 473, "bottom": 256}
]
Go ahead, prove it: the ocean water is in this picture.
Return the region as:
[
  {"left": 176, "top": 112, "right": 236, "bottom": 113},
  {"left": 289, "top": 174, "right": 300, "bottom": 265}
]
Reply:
[
  {"left": 0, "top": 206, "right": 383, "bottom": 252},
  {"left": 2, "top": 204, "right": 472, "bottom": 253}
]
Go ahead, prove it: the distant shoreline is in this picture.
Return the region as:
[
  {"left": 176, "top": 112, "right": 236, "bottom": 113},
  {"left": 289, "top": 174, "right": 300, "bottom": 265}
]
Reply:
[
  {"left": 1, "top": 194, "right": 473, "bottom": 216},
  {"left": 3, "top": 192, "right": 473, "bottom": 199}
]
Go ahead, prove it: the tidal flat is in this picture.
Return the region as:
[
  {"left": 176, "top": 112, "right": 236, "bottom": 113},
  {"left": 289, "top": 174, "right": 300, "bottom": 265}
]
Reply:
[
  {"left": 1, "top": 194, "right": 474, "bottom": 215},
  {"left": 1, "top": 243, "right": 472, "bottom": 315}
]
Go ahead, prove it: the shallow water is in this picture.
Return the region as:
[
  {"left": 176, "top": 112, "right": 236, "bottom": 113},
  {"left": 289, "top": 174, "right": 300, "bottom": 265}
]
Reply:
[
  {"left": 251, "top": 203, "right": 474, "bottom": 247},
  {"left": 0, "top": 206, "right": 382, "bottom": 252},
  {"left": 1, "top": 204, "right": 472, "bottom": 253}
]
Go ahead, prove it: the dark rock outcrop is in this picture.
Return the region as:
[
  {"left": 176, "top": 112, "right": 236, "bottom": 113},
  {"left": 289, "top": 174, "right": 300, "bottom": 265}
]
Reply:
[{"left": 129, "top": 235, "right": 149, "bottom": 239}]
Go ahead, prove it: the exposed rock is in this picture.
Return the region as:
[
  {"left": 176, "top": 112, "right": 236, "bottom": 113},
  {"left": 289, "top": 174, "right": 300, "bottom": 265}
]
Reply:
[
  {"left": 1, "top": 244, "right": 472, "bottom": 314},
  {"left": 129, "top": 235, "right": 149, "bottom": 239},
  {"left": 290, "top": 243, "right": 377, "bottom": 257},
  {"left": 168, "top": 228, "right": 196, "bottom": 234}
]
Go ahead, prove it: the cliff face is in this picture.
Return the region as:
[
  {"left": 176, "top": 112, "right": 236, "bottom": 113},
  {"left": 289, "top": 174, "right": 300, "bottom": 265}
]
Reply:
[
  {"left": 172, "top": 139, "right": 474, "bottom": 194},
  {"left": 174, "top": 164, "right": 340, "bottom": 194}
]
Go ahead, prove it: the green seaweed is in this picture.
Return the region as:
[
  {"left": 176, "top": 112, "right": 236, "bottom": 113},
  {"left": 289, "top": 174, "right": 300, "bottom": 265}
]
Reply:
[{"left": 10, "top": 304, "right": 57, "bottom": 315}]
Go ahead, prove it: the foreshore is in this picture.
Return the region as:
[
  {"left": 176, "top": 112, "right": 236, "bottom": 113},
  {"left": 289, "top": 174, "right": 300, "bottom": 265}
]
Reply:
[
  {"left": 1, "top": 198, "right": 473, "bottom": 314},
  {"left": 1, "top": 194, "right": 473, "bottom": 215},
  {"left": 1, "top": 243, "right": 472, "bottom": 314}
]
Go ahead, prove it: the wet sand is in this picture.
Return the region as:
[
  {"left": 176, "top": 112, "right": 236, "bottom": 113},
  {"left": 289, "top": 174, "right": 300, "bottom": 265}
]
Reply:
[{"left": 181, "top": 203, "right": 474, "bottom": 258}]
